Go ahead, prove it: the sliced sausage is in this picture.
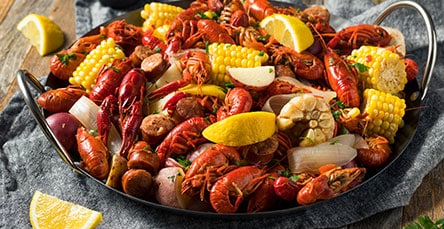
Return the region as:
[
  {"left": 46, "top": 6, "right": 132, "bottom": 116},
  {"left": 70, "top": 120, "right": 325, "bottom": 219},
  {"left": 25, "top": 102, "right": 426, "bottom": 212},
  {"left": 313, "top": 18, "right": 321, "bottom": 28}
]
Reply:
[
  {"left": 127, "top": 149, "right": 160, "bottom": 175},
  {"left": 129, "top": 45, "right": 156, "bottom": 67},
  {"left": 141, "top": 53, "right": 169, "bottom": 82},
  {"left": 140, "top": 113, "right": 176, "bottom": 145},
  {"left": 172, "top": 96, "right": 205, "bottom": 123},
  {"left": 121, "top": 169, "right": 153, "bottom": 199}
]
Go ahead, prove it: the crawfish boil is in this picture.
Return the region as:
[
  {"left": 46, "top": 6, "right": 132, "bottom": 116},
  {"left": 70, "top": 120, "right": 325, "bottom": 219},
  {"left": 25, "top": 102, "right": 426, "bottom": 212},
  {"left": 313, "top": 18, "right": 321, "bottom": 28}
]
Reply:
[{"left": 39, "top": 0, "right": 419, "bottom": 213}]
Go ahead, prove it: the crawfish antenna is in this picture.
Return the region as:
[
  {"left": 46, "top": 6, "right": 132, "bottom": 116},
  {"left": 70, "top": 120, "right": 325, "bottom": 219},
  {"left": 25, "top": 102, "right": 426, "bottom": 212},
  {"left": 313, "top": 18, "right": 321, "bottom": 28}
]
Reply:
[{"left": 309, "top": 23, "right": 329, "bottom": 52}]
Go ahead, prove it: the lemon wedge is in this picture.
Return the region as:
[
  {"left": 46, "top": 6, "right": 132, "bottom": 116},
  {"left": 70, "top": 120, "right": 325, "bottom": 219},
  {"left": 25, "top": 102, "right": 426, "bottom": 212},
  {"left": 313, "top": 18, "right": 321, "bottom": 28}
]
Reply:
[
  {"left": 260, "top": 14, "right": 314, "bottom": 53},
  {"left": 202, "top": 111, "right": 277, "bottom": 147},
  {"left": 17, "top": 14, "right": 64, "bottom": 56},
  {"left": 30, "top": 190, "right": 103, "bottom": 229}
]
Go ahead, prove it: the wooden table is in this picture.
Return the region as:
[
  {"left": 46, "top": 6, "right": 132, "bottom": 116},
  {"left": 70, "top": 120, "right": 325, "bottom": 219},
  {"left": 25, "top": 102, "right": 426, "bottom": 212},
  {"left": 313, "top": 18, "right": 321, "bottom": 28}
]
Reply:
[{"left": 1, "top": 0, "right": 443, "bottom": 228}]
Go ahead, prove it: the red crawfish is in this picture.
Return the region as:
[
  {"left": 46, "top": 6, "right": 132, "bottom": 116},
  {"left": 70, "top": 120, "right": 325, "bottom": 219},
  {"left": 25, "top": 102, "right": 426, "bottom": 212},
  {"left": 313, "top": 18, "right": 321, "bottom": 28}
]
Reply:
[
  {"left": 165, "top": 4, "right": 208, "bottom": 53},
  {"left": 49, "top": 33, "right": 105, "bottom": 80},
  {"left": 327, "top": 24, "right": 391, "bottom": 55},
  {"left": 216, "top": 87, "right": 253, "bottom": 121},
  {"left": 115, "top": 68, "right": 147, "bottom": 158},
  {"left": 119, "top": 99, "right": 144, "bottom": 158},
  {"left": 244, "top": 0, "right": 276, "bottom": 21},
  {"left": 96, "top": 95, "right": 119, "bottom": 145},
  {"left": 296, "top": 166, "right": 366, "bottom": 205},
  {"left": 182, "top": 19, "right": 235, "bottom": 50},
  {"left": 49, "top": 50, "right": 86, "bottom": 81},
  {"left": 181, "top": 144, "right": 240, "bottom": 201},
  {"left": 271, "top": 45, "right": 325, "bottom": 81},
  {"left": 324, "top": 47, "right": 360, "bottom": 108},
  {"left": 141, "top": 29, "right": 168, "bottom": 55},
  {"left": 89, "top": 58, "right": 133, "bottom": 104},
  {"left": 37, "top": 85, "right": 87, "bottom": 113},
  {"left": 104, "top": 19, "right": 142, "bottom": 54},
  {"left": 118, "top": 68, "right": 147, "bottom": 121},
  {"left": 209, "top": 165, "right": 268, "bottom": 213},
  {"left": 246, "top": 165, "right": 285, "bottom": 213},
  {"left": 155, "top": 116, "right": 210, "bottom": 166},
  {"left": 357, "top": 136, "right": 392, "bottom": 168},
  {"left": 76, "top": 127, "right": 110, "bottom": 180},
  {"left": 219, "top": 0, "right": 249, "bottom": 27},
  {"left": 273, "top": 173, "right": 313, "bottom": 201}
]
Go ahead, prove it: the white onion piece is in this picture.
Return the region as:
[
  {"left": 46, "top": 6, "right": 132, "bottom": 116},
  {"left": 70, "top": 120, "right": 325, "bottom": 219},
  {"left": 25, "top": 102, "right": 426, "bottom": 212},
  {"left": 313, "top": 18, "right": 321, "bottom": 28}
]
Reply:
[
  {"left": 146, "top": 60, "right": 183, "bottom": 95},
  {"left": 275, "top": 76, "right": 337, "bottom": 103},
  {"left": 328, "top": 134, "right": 369, "bottom": 149},
  {"left": 288, "top": 142, "right": 357, "bottom": 174},
  {"left": 261, "top": 94, "right": 298, "bottom": 114},
  {"left": 69, "top": 96, "right": 122, "bottom": 155},
  {"left": 383, "top": 26, "right": 406, "bottom": 56},
  {"left": 328, "top": 134, "right": 356, "bottom": 147},
  {"left": 186, "top": 143, "right": 215, "bottom": 162},
  {"left": 148, "top": 91, "right": 176, "bottom": 115}
]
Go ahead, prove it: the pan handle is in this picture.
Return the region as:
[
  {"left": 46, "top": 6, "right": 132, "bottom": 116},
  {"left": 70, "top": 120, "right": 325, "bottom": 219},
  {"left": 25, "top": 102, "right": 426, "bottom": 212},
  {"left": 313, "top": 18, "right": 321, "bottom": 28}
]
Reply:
[
  {"left": 16, "top": 69, "right": 87, "bottom": 175},
  {"left": 373, "top": 0, "right": 437, "bottom": 101}
]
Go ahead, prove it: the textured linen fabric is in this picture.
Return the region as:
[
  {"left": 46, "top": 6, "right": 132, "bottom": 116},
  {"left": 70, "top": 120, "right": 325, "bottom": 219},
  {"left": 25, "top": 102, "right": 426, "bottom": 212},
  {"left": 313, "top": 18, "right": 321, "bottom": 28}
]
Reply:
[{"left": 1, "top": 0, "right": 443, "bottom": 228}]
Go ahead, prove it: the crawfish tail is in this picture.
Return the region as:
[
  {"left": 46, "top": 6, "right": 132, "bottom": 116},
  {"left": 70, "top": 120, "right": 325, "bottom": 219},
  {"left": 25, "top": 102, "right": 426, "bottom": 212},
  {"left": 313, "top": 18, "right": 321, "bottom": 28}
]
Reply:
[
  {"left": 37, "top": 85, "right": 87, "bottom": 113},
  {"left": 209, "top": 165, "right": 266, "bottom": 213},
  {"left": 118, "top": 68, "right": 147, "bottom": 117},
  {"left": 76, "top": 127, "right": 110, "bottom": 180},
  {"left": 119, "top": 100, "right": 144, "bottom": 158},
  {"left": 97, "top": 95, "right": 118, "bottom": 145},
  {"left": 244, "top": 0, "right": 276, "bottom": 21},
  {"left": 89, "top": 58, "right": 133, "bottom": 103},
  {"left": 156, "top": 116, "right": 210, "bottom": 166},
  {"left": 324, "top": 49, "right": 360, "bottom": 107}
]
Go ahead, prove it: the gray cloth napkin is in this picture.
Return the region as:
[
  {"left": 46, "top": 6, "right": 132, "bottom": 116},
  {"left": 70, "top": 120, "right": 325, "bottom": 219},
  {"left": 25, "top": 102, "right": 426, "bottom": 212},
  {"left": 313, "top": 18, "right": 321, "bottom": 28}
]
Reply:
[{"left": 1, "top": 0, "right": 443, "bottom": 228}]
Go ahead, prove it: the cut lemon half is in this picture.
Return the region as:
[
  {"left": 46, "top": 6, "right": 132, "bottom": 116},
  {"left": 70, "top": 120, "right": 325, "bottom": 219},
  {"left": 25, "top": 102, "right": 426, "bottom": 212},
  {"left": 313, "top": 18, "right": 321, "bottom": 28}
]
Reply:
[
  {"left": 30, "top": 190, "right": 102, "bottom": 229},
  {"left": 202, "top": 111, "right": 277, "bottom": 147},
  {"left": 260, "top": 14, "right": 314, "bottom": 53},
  {"left": 17, "top": 14, "right": 64, "bottom": 56}
]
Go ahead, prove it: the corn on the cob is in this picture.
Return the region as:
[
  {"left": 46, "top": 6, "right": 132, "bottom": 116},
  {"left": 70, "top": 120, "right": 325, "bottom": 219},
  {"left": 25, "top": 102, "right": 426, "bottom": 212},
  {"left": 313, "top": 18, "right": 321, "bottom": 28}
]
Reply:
[
  {"left": 207, "top": 43, "right": 269, "bottom": 85},
  {"left": 347, "top": 45, "right": 407, "bottom": 95},
  {"left": 140, "top": 2, "right": 184, "bottom": 32},
  {"left": 69, "top": 37, "right": 125, "bottom": 92},
  {"left": 361, "top": 88, "right": 406, "bottom": 144}
]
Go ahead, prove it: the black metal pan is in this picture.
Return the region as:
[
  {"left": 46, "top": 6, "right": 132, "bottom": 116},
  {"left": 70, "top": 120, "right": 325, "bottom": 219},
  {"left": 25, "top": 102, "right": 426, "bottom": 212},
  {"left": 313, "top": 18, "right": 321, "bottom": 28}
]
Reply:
[{"left": 16, "top": 0, "right": 437, "bottom": 218}]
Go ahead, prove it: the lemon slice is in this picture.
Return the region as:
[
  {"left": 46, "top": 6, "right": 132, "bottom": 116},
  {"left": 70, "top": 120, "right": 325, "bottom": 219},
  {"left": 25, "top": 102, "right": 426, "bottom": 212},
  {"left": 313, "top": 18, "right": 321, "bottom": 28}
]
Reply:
[
  {"left": 17, "top": 14, "right": 64, "bottom": 56},
  {"left": 30, "top": 190, "right": 103, "bottom": 229},
  {"left": 202, "top": 111, "right": 277, "bottom": 146},
  {"left": 260, "top": 14, "right": 314, "bottom": 53}
]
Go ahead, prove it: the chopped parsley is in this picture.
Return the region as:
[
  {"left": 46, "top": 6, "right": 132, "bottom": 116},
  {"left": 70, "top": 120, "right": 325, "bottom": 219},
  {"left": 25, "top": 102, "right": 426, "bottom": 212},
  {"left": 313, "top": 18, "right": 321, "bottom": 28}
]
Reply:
[
  {"left": 289, "top": 174, "right": 300, "bottom": 182},
  {"left": 56, "top": 52, "right": 77, "bottom": 65},
  {"left": 349, "top": 62, "right": 369, "bottom": 73},
  {"left": 111, "top": 66, "right": 120, "bottom": 72},
  {"left": 176, "top": 155, "right": 191, "bottom": 170}
]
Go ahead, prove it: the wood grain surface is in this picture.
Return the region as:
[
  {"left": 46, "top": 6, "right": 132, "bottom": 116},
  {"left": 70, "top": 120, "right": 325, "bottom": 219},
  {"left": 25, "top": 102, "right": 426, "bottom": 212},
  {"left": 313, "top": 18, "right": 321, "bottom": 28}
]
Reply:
[{"left": 0, "top": 0, "right": 442, "bottom": 228}]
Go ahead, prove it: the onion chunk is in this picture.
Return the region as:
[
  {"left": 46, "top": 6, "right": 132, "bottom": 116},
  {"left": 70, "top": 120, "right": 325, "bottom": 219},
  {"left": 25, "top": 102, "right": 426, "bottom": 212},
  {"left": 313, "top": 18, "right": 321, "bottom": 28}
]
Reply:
[{"left": 288, "top": 134, "right": 358, "bottom": 174}]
